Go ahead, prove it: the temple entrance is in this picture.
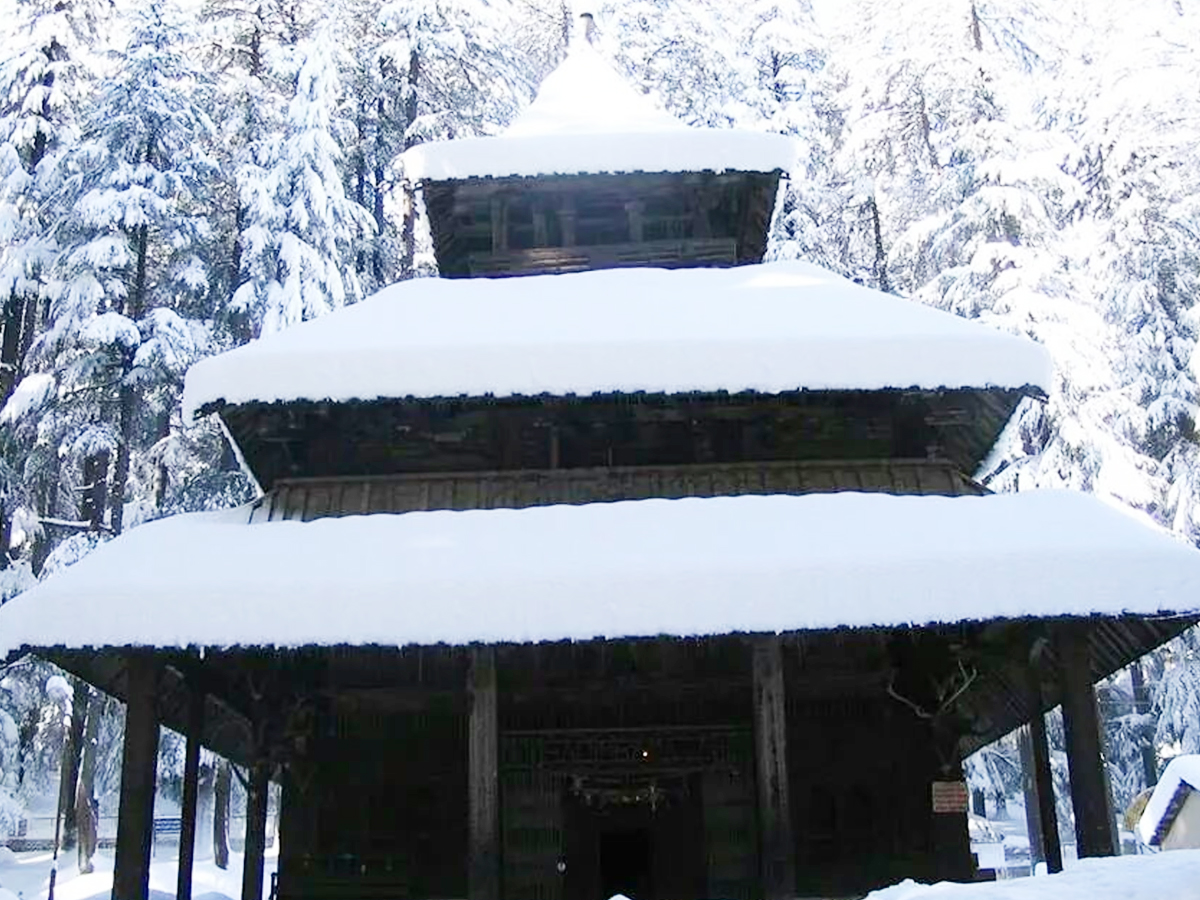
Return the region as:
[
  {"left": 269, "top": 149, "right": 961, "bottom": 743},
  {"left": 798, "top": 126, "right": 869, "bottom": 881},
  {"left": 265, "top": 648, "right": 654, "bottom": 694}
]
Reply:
[
  {"left": 562, "top": 778, "right": 703, "bottom": 900},
  {"left": 599, "top": 827, "right": 653, "bottom": 899}
]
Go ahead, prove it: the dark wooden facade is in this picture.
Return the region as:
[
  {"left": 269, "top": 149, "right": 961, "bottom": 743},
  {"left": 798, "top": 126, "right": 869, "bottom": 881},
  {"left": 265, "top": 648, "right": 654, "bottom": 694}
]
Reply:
[
  {"left": 423, "top": 172, "right": 781, "bottom": 278},
  {"left": 47, "top": 609, "right": 1196, "bottom": 900}
]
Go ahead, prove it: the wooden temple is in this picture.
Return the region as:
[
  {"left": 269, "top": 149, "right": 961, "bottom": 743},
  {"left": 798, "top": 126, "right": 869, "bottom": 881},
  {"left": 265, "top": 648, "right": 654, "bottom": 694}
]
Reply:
[{"left": 2, "top": 20, "right": 1199, "bottom": 900}]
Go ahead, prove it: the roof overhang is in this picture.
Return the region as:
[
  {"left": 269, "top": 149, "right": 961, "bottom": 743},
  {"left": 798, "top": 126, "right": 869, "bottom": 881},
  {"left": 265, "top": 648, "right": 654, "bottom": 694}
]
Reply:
[
  {"left": 182, "top": 262, "right": 1053, "bottom": 420},
  {"left": 1, "top": 490, "right": 1195, "bottom": 654}
]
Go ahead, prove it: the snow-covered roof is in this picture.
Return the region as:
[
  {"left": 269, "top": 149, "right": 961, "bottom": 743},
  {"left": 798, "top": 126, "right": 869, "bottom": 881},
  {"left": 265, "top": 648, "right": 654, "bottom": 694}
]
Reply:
[
  {"left": 0, "top": 490, "right": 1196, "bottom": 653},
  {"left": 400, "top": 43, "right": 794, "bottom": 180},
  {"left": 181, "top": 261, "right": 1052, "bottom": 418},
  {"left": 1138, "top": 755, "right": 1200, "bottom": 845}
]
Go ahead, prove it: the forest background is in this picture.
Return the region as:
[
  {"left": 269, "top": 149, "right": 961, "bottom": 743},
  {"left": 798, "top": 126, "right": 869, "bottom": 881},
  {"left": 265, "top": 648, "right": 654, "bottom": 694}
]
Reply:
[{"left": 2, "top": 0, "right": 1200, "bottom": 867}]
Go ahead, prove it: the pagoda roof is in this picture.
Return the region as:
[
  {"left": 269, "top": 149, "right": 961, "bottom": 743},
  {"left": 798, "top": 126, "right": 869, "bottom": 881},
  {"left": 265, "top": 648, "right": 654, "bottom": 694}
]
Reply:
[
  {"left": 0, "top": 490, "right": 1197, "bottom": 653},
  {"left": 182, "top": 261, "right": 1052, "bottom": 419},
  {"left": 401, "top": 42, "right": 794, "bottom": 180}
]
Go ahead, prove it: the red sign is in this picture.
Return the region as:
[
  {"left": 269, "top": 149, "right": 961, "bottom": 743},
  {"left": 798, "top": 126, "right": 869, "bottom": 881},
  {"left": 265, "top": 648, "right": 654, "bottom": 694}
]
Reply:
[{"left": 931, "top": 780, "right": 969, "bottom": 813}]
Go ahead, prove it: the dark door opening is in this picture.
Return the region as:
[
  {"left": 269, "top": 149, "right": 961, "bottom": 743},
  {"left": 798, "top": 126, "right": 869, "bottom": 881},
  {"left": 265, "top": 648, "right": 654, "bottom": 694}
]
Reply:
[{"left": 599, "top": 828, "right": 653, "bottom": 900}]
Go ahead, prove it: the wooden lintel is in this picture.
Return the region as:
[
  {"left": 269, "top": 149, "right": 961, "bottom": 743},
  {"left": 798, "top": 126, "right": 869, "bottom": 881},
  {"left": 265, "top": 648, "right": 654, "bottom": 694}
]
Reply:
[
  {"left": 468, "top": 647, "right": 500, "bottom": 900},
  {"left": 752, "top": 637, "right": 794, "bottom": 900}
]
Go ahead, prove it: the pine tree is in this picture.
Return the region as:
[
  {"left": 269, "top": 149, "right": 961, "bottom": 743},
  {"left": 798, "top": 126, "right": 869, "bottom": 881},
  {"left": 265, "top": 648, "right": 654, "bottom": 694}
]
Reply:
[
  {"left": 232, "top": 24, "right": 372, "bottom": 336},
  {"left": 14, "top": 0, "right": 219, "bottom": 547}
]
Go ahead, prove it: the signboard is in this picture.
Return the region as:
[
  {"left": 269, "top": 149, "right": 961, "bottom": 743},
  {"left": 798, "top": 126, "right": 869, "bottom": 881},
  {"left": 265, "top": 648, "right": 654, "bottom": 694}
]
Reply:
[{"left": 931, "top": 780, "right": 969, "bottom": 813}]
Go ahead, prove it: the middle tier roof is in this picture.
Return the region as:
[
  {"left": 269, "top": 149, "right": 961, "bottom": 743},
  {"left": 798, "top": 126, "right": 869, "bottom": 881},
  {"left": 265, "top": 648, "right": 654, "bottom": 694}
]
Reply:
[{"left": 183, "top": 261, "right": 1052, "bottom": 418}]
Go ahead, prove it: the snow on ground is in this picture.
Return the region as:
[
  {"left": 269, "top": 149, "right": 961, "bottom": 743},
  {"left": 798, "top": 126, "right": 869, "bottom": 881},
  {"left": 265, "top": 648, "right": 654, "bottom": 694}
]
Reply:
[
  {"left": 0, "top": 848, "right": 274, "bottom": 900},
  {"left": 401, "top": 42, "right": 793, "bottom": 179},
  {"left": 181, "top": 261, "right": 1052, "bottom": 418},
  {"left": 1138, "top": 754, "right": 1200, "bottom": 844},
  {"left": 866, "top": 848, "right": 1200, "bottom": 900},
  {"left": 1, "top": 490, "right": 1198, "bottom": 653}
]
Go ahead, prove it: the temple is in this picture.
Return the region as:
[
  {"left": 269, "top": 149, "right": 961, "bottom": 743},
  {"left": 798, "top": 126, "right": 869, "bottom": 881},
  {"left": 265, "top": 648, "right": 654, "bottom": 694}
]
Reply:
[{"left": 1, "top": 19, "right": 1199, "bottom": 900}]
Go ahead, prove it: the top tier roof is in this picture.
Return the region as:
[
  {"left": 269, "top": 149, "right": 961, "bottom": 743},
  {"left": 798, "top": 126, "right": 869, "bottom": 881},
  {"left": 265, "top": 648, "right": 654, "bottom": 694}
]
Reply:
[{"left": 401, "top": 41, "right": 795, "bottom": 181}]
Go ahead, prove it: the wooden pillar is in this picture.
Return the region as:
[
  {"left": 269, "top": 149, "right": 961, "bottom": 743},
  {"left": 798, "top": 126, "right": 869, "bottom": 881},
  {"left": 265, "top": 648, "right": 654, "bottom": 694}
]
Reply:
[
  {"left": 176, "top": 691, "right": 205, "bottom": 900},
  {"left": 241, "top": 761, "right": 270, "bottom": 900},
  {"left": 559, "top": 198, "right": 576, "bottom": 247},
  {"left": 113, "top": 653, "right": 160, "bottom": 900},
  {"left": 1016, "top": 725, "right": 1045, "bottom": 870},
  {"left": 468, "top": 647, "right": 500, "bottom": 900},
  {"left": 1058, "top": 624, "right": 1115, "bottom": 858},
  {"left": 490, "top": 198, "right": 508, "bottom": 253},
  {"left": 752, "top": 637, "right": 794, "bottom": 900},
  {"left": 1026, "top": 653, "right": 1063, "bottom": 872}
]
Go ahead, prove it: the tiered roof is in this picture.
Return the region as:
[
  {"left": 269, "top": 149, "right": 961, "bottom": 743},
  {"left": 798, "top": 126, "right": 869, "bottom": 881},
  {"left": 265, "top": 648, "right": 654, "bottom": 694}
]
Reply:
[
  {"left": 182, "top": 261, "right": 1052, "bottom": 418},
  {"left": 401, "top": 41, "right": 794, "bottom": 180},
  {"left": 1, "top": 491, "right": 1196, "bottom": 653}
]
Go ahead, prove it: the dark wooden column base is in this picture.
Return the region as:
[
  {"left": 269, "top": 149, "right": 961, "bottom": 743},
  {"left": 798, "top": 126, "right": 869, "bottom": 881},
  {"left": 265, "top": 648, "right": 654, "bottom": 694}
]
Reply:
[
  {"left": 752, "top": 636, "right": 794, "bottom": 900},
  {"left": 113, "top": 653, "right": 160, "bottom": 900},
  {"left": 242, "top": 761, "right": 270, "bottom": 900},
  {"left": 177, "top": 690, "right": 205, "bottom": 900},
  {"left": 468, "top": 647, "right": 500, "bottom": 900},
  {"left": 1058, "top": 623, "right": 1115, "bottom": 858}
]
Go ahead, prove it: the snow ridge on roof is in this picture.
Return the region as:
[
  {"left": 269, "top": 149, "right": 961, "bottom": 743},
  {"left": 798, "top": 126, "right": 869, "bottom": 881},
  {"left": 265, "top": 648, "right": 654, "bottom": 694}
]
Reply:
[
  {"left": 0, "top": 490, "right": 1196, "bottom": 653},
  {"left": 401, "top": 43, "right": 795, "bottom": 179},
  {"left": 181, "top": 261, "right": 1053, "bottom": 418},
  {"left": 505, "top": 43, "right": 686, "bottom": 137}
]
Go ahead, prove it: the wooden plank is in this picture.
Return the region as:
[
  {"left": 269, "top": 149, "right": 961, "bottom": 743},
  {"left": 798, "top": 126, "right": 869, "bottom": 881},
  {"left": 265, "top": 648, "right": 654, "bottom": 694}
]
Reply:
[
  {"left": 241, "top": 762, "right": 270, "bottom": 900},
  {"left": 468, "top": 647, "right": 500, "bottom": 900},
  {"left": 176, "top": 690, "right": 204, "bottom": 900},
  {"left": 752, "top": 637, "right": 794, "bottom": 900},
  {"left": 1058, "top": 623, "right": 1116, "bottom": 858},
  {"left": 113, "top": 653, "right": 160, "bottom": 900}
]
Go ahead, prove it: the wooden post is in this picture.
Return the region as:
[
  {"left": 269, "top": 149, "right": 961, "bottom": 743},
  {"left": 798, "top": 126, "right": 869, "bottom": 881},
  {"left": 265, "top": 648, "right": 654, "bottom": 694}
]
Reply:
[
  {"left": 468, "top": 646, "right": 500, "bottom": 900},
  {"left": 752, "top": 637, "right": 794, "bottom": 900},
  {"left": 176, "top": 691, "right": 204, "bottom": 900},
  {"left": 490, "top": 198, "right": 508, "bottom": 253},
  {"left": 1058, "top": 623, "right": 1115, "bottom": 858},
  {"left": 1026, "top": 668, "right": 1063, "bottom": 872},
  {"left": 625, "top": 200, "right": 645, "bottom": 243},
  {"left": 241, "top": 761, "right": 270, "bottom": 900},
  {"left": 559, "top": 198, "right": 576, "bottom": 247},
  {"left": 113, "top": 653, "right": 160, "bottom": 900},
  {"left": 1016, "top": 725, "right": 1045, "bottom": 870}
]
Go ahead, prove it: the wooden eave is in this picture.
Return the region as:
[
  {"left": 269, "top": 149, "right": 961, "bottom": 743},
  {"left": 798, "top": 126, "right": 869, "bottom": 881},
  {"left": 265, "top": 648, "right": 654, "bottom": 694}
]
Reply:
[
  {"left": 26, "top": 610, "right": 1197, "bottom": 770},
  {"left": 218, "top": 388, "right": 1030, "bottom": 492}
]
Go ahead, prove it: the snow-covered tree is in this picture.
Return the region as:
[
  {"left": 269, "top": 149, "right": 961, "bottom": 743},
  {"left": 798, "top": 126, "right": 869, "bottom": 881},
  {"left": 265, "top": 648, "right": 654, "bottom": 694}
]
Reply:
[
  {"left": 232, "top": 25, "right": 372, "bottom": 336},
  {"left": 13, "top": 0, "right": 219, "bottom": 543}
]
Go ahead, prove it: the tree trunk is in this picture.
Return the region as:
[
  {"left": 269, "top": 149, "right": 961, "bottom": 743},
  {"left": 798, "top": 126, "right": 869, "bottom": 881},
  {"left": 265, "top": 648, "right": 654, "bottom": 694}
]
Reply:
[
  {"left": 59, "top": 677, "right": 88, "bottom": 852},
  {"left": 108, "top": 383, "right": 137, "bottom": 536},
  {"left": 197, "top": 758, "right": 215, "bottom": 860},
  {"left": 214, "top": 758, "right": 231, "bottom": 870},
  {"left": 868, "top": 194, "right": 889, "bottom": 293},
  {"left": 75, "top": 687, "right": 102, "bottom": 873},
  {"left": 400, "top": 49, "right": 421, "bottom": 278},
  {"left": 1129, "top": 660, "right": 1158, "bottom": 788}
]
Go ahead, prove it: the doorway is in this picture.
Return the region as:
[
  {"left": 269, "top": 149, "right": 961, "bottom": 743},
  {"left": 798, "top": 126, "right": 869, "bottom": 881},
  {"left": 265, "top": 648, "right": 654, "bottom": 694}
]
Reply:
[{"left": 599, "top": 827, "right": 653, "bottom": 899}]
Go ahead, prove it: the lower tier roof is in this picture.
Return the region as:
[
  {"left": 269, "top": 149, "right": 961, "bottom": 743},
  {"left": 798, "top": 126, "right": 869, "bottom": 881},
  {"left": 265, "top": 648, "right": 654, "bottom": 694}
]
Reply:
[{"left": 1, "top": 490, "right": 1196, "bottom": 654}]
